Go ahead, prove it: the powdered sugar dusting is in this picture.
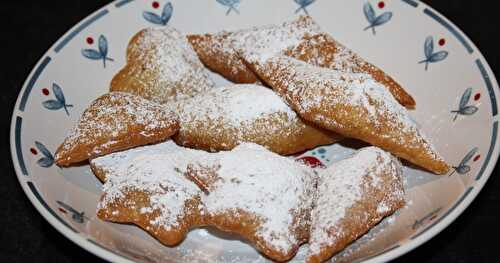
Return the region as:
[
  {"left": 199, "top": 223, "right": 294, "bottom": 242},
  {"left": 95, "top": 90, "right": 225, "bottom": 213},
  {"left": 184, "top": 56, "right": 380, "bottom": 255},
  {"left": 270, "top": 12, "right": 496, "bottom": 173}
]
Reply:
[
  {"left": 259, "top": 56, "right": 447, "bottom": 172},
  {"left": 56, "top": 92, "right": 177, "bottom": 160},
  {"left": 309, "top": 147, "right": 404, "bottom": 255},
  {"left": 122, "top": 26, "right": 215, "bottom": 103},
  {"left": 174, "top": 84, "right": 303, "bottom": 146},
  {"left": 178, "top": 84, "right": 295, "bottom": 126},
  {"left": 95, "top": 141, "right": 206, "bottom": 230},
  {"left": 195, "top": 143, "right": 316, "bottom": 253},
  {"left": 231, "top": 16, "right": 321, "bottom": 64}
]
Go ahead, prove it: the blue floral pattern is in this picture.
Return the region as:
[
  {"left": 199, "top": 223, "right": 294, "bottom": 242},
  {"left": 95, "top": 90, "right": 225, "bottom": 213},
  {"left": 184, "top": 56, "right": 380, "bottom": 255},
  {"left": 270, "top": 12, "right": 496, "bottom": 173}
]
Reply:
[
  {"left": 57, "top": 201, "right": 89, "bottom": 223},
  {"left": 419, "top": 36, "right": 448, "bottom": 70},
  {"left": 412, "top": 207, "right": 442, "bottom": 230},
  {"left": 81, "top": 35, "right": 113, "bottom": 68},
  {"left": 42, "top": 83, "right": 73, "bottom": 115},
  {"left": 217, "top": 0, "right": 240, "bottom": 15},
  {"left": 143, "top": 2, "right": 173, "bottom": 25},
  {"left": 451, "top": 87, "right": 479, "bottom": 121},
  {"left": 450, "top": 147, "right": 479, "bottom": 176},
  {"left": 294, "top": 0, "right": 316, "bottom": 15},
  {"left": 363, "top": 1, "right": 392, "bottom": 35},
  {"left": 34, "top": 142, "right": 54, "bottom": 168}
]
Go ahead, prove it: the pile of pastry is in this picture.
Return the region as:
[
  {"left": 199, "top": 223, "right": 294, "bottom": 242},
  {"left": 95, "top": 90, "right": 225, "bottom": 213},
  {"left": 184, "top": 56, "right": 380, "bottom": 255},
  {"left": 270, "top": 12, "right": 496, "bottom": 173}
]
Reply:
[{"left": 55, "top": 16, "right": 449, "bottom": 263}]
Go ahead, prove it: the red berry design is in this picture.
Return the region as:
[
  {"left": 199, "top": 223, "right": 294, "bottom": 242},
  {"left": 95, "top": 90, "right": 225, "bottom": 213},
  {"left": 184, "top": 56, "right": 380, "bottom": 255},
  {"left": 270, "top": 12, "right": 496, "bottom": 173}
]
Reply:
[
  {"left": 58, "top": 208, "right": 67, "bottom": 214},
  {"left": 378, "top": 1, "right": 385, "bottom": 8},
  {"left": 86, "top": 37, "right": 94, "bottom": 45},
  {"left": 42, "top": 88, "right": 50, "bottom": 96},
  {"left": 152, "top": 1, "right": 160, "bottom": 9},
  {"left": 296, "top": 156, "right": 325, "bottom": 168},
  {"left": 30, "top": 148, "right": 38, "bottom": 155},
  {"left": 438, "top": 38, "right": 446, "bottom": 46},
  {"left": 474, "top": 93, "right": 481, "bottom": 101},
  {"left": 473, "top": 155, "right": 481, "bottom": 162}
]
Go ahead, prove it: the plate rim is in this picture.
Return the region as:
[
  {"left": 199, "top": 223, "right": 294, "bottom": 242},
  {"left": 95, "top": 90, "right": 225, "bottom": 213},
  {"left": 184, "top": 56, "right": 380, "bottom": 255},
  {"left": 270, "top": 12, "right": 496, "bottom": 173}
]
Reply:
[{"left": 9, "top": 0, "right": 500, "bottom": 262}]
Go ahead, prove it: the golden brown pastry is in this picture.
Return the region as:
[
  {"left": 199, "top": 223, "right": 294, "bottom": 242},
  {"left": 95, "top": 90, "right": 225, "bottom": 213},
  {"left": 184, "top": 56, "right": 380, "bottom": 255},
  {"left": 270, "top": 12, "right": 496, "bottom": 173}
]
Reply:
[
  {"left": 239, "top": 54, "right": 449, "bottom": 174},
  {"left": 173, "top": 84, "right": 341, "bottom": 155},
  {"left": 187, "top": 32, "right": 260, "bottom": 84},
  {"left": 95, "top": 141, "right": 208, "bottom": 245},
  {"left": 54, "top": 92, "right": 179, "bottom": 166},
  {"left": 185, "top": 143, "right": 316, "bottom": 262},
  {"left": 307, "top": 147, "right": 405, "bottom": 263},
  {"left": 111, "top": 26, "right": 215, "bottom": 104},
  {"left": 95, "top": 142, "right": 317, "bottom": 262},
  {"left": 188, "top": 15, "right": 415, "bottom": 107}
]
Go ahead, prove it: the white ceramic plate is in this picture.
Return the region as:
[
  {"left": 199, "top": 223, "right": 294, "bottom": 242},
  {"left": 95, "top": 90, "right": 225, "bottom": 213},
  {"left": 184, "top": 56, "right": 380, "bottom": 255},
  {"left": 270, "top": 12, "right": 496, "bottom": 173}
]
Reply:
[{"left": 10, "top": 0, "right": 500, "bottom": 262}]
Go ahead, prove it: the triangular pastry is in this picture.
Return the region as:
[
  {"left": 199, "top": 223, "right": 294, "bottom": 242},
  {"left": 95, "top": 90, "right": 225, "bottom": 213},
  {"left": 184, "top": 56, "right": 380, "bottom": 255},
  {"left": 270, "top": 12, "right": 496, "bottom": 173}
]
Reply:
[
  {"left": 111, "top": 26, "right": 215, "bottom": 104},
  {"left": 239, "top": 55, "right": 449, "bottom": 174},
  {"left": 55, "top": 92, "right": 179, "bottom": 166},
  {"left": 307, "top": 147, "right": 405, "bottom": 263}
]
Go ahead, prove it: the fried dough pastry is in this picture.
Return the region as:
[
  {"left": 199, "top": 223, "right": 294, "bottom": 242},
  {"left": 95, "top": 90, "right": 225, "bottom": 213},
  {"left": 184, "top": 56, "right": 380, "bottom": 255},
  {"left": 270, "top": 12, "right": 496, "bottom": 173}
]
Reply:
[
  {"left": 95, "top": 142, "right": 316, "bottom": 262},
  {"left": 186, "top": 143, "right": 317, "bottom": 261},
  {"left": 90, "top": 140, "right": 181, "bottom": 182},
  {"left": 307, "top": 147, "right": 405, "bottom": 263},
  {"left": 111, "top": 26, "right": 215, "bottom": 104},
  {"left": 187, "top": 31, "right": 259, "bottom": 84},
  {"left": 95, "top": 141, "right": 208, "bottom": 245},
  {"left": 54, "top": 92, "right": 179, "bottom": 166},
  {"left": 188, "top": 15, "right": 415, "bottom": 107},
  {"left": 241, "top": 55, "right": 449, "bottom": 174},
  {"left": 173, "top": 84, "right": 341, "bottom": 155}
]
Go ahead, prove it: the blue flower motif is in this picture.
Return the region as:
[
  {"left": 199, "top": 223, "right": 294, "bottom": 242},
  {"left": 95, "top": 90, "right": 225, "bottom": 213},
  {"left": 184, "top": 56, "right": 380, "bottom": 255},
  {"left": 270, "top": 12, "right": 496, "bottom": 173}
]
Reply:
[
  {"left": 143, "top": 2, "right": 173, "bottom": 25},
  {"left": 294, "top": 0, "right": 316, "bottom": 15},
  {"left": 412, "top": 207, "right": 442, "bottom": 230},
  {"left": 34, "top": 141, "right": 54, "bottom": 168},
  {"left": 450, "top": 147, "right": 478, "bottom": 176},
  {"left": 56, "top": 201, "right": 89, "bottom": 223},
  {"left": 81, "top": 35, "right": 114, "bottom": 68},
  {"left": 42, "top": 83, "right": 73, "bottom": 115},
  {"left": 418, "top": 36, "right": 449, "bottom": 70},
  {"left": 217, "top": 0, "right": 240, "bottom": 15},
  {"left": 363, "top": 1, "right": 392, "bottom": 35},
  {"left": 451, "top": 88, "right": 479, "bottom": 121}
]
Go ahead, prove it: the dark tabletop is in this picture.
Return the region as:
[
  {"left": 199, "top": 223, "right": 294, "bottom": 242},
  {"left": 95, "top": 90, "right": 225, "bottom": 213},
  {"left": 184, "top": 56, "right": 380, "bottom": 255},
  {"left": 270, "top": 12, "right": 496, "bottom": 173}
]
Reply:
[{"left": 1, "top": 1, "right": 499, "bottom": 262}]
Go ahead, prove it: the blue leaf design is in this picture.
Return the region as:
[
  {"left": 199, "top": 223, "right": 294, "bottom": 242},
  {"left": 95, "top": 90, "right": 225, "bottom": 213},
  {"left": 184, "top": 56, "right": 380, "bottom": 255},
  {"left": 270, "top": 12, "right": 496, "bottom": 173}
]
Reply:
[
  {"left": 57, "top": 201, "right": 79, "bottom": 214},
  {"left": 81, "top": 49, "right": 102, "bottom": 60},
  {"left": 424, "top": 36, "right": 434, "bottom": 58},
  {"left": 363, "top": 2, "right": 376, "bottom": 23},
  {"left": 217, "top": 0, "right": 232, "bottom": 6},
  {"left": 42, "top": 100, "right": 63, "bottom": 110},
  {"left": 52, "top": 83, "right": 65, "bottom": 104},
  {"left": 428, "top": 50, "right": 448, "bottom": 62},
  {"left": 455, "top": 165, "right": 471, "bottom": 175},
  {"left": 295, "top": 0, "right": 316, "bottom": 7},
  {"left": 35, "top": 141, "right": 53, "bottom": 159},
  {"left": 98, "top": 35, "right": 108, "bottom": 57},
  {"left": 143, "top": 11, "right": 164, "bottom": 25},
  {"left": 37, "top": 157, "right": 54, "bottom": 168},
  {"left": 459, "top": 105, "right": 479, "bottom": 115},
  {"left": 217, "top": 0, "right": 240, "bottom": 15},
  {"left": 459, "top": 147, "right": 478, "bottom": 167},
  {"left": 372, "top": 12, "right": 392, "bottom": 26},
  {"left": 459, "top": 88, "right": 472, "bottom": 109},
  {"left": 161, "top": 2, "right": 173, "bottom": 24}
]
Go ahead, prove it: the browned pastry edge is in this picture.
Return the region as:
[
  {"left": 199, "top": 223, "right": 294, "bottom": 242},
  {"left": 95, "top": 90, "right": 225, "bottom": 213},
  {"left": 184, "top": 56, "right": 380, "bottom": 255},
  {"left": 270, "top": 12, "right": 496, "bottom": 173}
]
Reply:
[
  {"left": 56, "top": 125, "right": 178, "bottom": 167},
  {"left": 173, "top": 113, "right": 342, "bottom": 156},
  {"left": 307, "top": 188, "right": 405, "bottom": 263},
  {"left": 187, "top": 33, "right": 261, "bottom": 84}
]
